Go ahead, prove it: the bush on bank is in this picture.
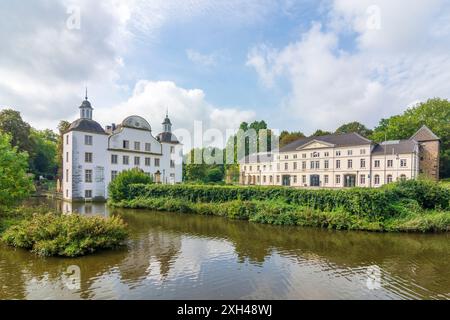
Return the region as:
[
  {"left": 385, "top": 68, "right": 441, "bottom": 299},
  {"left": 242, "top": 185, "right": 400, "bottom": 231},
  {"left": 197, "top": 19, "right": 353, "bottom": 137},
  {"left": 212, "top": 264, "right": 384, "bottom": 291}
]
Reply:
[
  {"left": 108, "top": 168, "right": 153, "bottom": 203},
  {"left": 112, "top": 196, "right": 449, "bottom": 232},
  {"left": 122, "top": 179, "right": 449, "bottom": 218},
  {"left": 2, "top": 212, "right": 128, "bottom": 257}
]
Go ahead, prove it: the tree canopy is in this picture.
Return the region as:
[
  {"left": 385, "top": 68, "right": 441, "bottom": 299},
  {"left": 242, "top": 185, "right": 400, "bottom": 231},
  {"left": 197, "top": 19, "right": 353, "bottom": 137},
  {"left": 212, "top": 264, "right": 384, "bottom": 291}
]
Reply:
[
  {"left": 371, "top": 98, "right": 450, "bottom": 178},
  {"left": 279, "top": 131, "right": 306, "bottom": 147},
  {"left": 0, "top": 109, "right": 59, "bottom": 179},
  {"left": 310, "top": 129, "right": 332, "bottom": 137},
  {"left": 335, "top": 121, "right": 373, "bottom": 137},
  {"left": 0, "top": 109, "right": 33, "bottom": 154}
]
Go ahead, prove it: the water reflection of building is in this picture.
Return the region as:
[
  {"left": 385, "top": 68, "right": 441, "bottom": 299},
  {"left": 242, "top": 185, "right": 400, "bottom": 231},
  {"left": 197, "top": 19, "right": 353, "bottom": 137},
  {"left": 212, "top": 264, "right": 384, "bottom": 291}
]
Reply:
[
  {"left": 60, "top": 201, "right": 109, "bottom": 217},
  {"left": 118, "top": 231, "right": 182, "bottom": 283}
]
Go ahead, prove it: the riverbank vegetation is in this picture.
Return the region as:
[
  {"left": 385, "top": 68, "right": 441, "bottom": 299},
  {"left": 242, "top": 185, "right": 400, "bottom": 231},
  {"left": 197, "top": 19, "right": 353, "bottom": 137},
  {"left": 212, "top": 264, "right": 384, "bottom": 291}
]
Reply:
[
  {"left": 1, "top": 204, "right": 128, "bottom": 257},
  {"left": 110, "top": 178, "right": 449, "bottom": 233},
  {"left": 2, "top": 209, "right": 128, "bottom": 257}
]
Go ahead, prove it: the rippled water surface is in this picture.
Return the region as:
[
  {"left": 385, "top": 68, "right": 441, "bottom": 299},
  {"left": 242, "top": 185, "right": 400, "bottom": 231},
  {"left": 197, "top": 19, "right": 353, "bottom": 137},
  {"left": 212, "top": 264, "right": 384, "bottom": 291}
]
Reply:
[{"left": 0, "top": 199, "right": 449, "bottom": 300}]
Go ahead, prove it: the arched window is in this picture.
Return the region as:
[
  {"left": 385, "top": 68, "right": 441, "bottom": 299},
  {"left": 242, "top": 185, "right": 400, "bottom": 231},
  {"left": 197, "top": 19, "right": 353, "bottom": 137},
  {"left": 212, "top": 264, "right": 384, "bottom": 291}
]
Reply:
[
  {"left": 400, "top": 174, "right": 407, "bottom": 181},
  {"left": 387, "top": 175, "right": 393, "bottom": 183},
  {"left": 374, "top": 175, "right": 380, "bottom": 185}
]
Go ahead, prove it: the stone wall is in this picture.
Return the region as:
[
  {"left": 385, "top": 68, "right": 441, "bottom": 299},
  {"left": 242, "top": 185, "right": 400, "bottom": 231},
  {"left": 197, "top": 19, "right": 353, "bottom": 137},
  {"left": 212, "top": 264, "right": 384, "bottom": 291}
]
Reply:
[{"left": 418, "top": 141, "right": 440, "bottom": 180}]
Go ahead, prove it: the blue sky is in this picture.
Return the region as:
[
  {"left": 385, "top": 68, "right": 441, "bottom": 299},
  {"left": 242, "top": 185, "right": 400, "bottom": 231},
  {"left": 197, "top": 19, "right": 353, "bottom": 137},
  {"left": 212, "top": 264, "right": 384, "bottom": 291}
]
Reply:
[{"left": 1, "top": 0, "right": 450, "bottom": 139}]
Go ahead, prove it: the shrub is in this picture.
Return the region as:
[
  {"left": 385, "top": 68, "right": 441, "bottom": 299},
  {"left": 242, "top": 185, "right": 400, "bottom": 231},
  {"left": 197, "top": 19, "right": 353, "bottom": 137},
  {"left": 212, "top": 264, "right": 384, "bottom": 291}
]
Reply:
[
  {"left": 108, "top": 168, "right": 153, "bottom": 202},
  {"left": 2, "top": 213, "right": 128, "bottom": 257},
  {"left": 115, "top": 196, "right": 449, "bottom": 232},
  {"left": 123, "top": 180, "right": 449, "bottom": 217},
  {"left": 389, "top": 179, "right": 450, "bottom": 209}
]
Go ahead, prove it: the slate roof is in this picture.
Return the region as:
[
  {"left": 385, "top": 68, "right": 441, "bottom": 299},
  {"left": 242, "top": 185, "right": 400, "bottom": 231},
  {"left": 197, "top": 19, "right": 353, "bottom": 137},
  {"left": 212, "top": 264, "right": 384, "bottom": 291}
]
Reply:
[
  {"left": 372, "top": 140, "right": 418, "bottom": 155},
  {"left": 79, "top": 99, "right": 92, "bottom": 109},
  {"left": 67, "top": 119, "right": 106, "bottom": 135},
  {"left": 157, "top": 132, "right": 179, "bottom": 144},
  {"left": 280, "top": 132, "right": 372, "bottom": 152},
  {"left": 410, "top": 125, "right": 440, "bottom": 142}
]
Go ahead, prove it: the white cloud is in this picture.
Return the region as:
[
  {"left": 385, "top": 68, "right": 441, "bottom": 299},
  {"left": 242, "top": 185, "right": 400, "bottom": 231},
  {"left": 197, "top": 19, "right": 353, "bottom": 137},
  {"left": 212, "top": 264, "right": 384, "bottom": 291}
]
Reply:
[
  {"left": 0, "top": 0, "right": 131, "bottom": 128},
  {"left": 186, "top": 49, "right": 218, "bottom": 67},
  {"left": 247, "top": 0, "right": 450, "bottom": 133},
  {"left": 96, "top": 80, "right": 255, "bottom": 149},
  {"left": 0, "top": 0, "right": 257, "bottom": 133}
]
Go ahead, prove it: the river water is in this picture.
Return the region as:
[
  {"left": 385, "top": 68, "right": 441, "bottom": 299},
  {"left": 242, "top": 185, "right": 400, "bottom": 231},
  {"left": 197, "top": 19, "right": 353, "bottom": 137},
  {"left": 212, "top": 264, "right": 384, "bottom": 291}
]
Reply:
[{"left": 0, "top": 199, "right": 449, "bottom": 300}]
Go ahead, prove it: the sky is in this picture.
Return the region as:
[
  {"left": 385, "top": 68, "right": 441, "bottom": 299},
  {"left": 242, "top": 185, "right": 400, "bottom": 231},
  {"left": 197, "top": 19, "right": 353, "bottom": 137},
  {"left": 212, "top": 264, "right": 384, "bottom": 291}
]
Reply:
[{"left": 1, "top": 0, "right": 450, "bottom": 141}]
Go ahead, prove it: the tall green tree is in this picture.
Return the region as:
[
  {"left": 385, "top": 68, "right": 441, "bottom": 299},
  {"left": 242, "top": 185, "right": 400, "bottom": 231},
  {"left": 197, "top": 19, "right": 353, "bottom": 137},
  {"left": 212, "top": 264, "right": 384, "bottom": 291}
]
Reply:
[
  {"left": 335, "top": 121, "right": 373, "bottom": 137},
  {"left": 0, "top": 109, "right": 59, "bottom": 179},
  {"left": 371, "top": 98, "right": 450, "bottom": 178},
  {"left": 0, "top": 132, "right": 34, "bottom": 208},
  {"left": 29, "top": 129, "right": 58, "bottom": 178},
  {"left": 0, "top": 109, "right": 33, "bottom": 155}
]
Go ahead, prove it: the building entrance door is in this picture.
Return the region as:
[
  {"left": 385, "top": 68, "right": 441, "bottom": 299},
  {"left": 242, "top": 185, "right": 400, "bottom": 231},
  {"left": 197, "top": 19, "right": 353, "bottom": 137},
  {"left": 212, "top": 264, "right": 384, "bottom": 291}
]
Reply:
[
  {"left": 282, "top": 175, "right": 291, "bottom": 186},
  {"left": 344, "top": 174, "right": 356, "bottom": 187},
  {"left": 310, "top": 175, "right": 320, "bottom": 187}
]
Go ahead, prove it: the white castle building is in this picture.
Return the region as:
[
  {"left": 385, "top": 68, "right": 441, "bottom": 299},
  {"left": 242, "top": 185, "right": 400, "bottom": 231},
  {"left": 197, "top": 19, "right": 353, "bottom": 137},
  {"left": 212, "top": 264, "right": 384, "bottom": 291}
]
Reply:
[{"left": 62, "top": 94, "right": 182, "bottom": 201}]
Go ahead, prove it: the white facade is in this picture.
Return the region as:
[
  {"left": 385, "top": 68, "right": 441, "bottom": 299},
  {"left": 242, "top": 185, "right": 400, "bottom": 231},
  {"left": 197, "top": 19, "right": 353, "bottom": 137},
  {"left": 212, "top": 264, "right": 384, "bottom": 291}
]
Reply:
[
  {"left": 63, "top": 97, "right": 182, "bottom": 201},
  {"left": 239, "top": 133, "right": 421, "bottom": 188}
]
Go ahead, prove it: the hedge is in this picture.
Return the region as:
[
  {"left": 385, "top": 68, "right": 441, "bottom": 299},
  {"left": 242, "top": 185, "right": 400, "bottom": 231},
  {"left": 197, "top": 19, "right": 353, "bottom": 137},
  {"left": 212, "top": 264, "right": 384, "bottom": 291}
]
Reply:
[
  {"left": 116, "top": 180, "right": 449, "bottom": 219},
  {"left": 113, "top": 197, "right": 449, "bottom": 232}
]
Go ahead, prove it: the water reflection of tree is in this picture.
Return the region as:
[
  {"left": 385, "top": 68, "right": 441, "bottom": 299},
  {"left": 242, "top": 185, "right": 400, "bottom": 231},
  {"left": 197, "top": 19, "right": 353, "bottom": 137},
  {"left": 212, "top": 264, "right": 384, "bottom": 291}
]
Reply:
[
  {"left": 117, "top": 230, "right": 181, "bottom": 283},
  {"left": 116, "top": 209, "right": 450, "bottom": 297},
  {"left": 2, "top": 205, "right": 449, "bottom": 299}
]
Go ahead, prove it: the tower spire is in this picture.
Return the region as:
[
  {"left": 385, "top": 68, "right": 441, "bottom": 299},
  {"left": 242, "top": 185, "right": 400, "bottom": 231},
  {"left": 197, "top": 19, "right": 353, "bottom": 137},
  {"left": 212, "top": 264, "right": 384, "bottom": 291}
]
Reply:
[
  {"left": 162, "top": 108, "right": 172, "bottom": 133},
  {"left": 80, "top": 87, "right": 93, "bottom": 120}
]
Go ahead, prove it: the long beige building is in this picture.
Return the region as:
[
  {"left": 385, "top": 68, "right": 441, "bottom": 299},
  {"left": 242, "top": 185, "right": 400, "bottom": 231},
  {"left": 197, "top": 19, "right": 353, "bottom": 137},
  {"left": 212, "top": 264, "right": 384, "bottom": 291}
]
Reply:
[{"left": 239, "top": 125, "right": 440, "bottom": 188}]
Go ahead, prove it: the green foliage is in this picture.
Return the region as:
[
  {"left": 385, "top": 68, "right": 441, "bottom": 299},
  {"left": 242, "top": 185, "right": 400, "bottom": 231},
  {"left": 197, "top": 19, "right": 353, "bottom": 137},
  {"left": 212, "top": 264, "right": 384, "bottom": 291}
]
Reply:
[
  {"left": 108, "top": 168, "right": 153, "bottom": 202},
  {"left": 370, "top": 98, "right": 450, "bottom": 178},
  {"left": 110, "top": 180, "right": 450, "bottom": 233},
  {"left": 0, "top": 109, "right": 33, "bottom": 155},
  {"left": 311, "top": 129, "right": 332, "bottom": 137},
  {"left": 232, "top": 120, "right": 275, "bottom": 160},
  {"left": 335, "top": 121, "right": 373, "bottom": 137},
  {"left": 2, "top": 213, "right": 128, "bottom": 257},
  {"left": 279, "top": 131, "right": 306, "bottom": 147},
  {"left": 206, "top": 167, "right": 224, "bottom": 183},
  {"left": 124, "top": 182, "right": 448, "bottom": 218},
  {"left": 29, "top": 128, "right": 58, "bottom": 178},
  {"left": 384, "top": 211, "right": 450, "bottom": 233},
  {"left": 0, "top": 133, "right": 34, "bottom": 208},
  {"left": 0, "top": 109, "right": 59, "bottom": 179},
  {"left": 114, "top": 197, "right": 448, "bottom": 232},
  {"left": 183, "top": 147, "right": 226, "bottom": 183},
  {"left": 387, "top": 179, "right": 450, "bottom": 210}
]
